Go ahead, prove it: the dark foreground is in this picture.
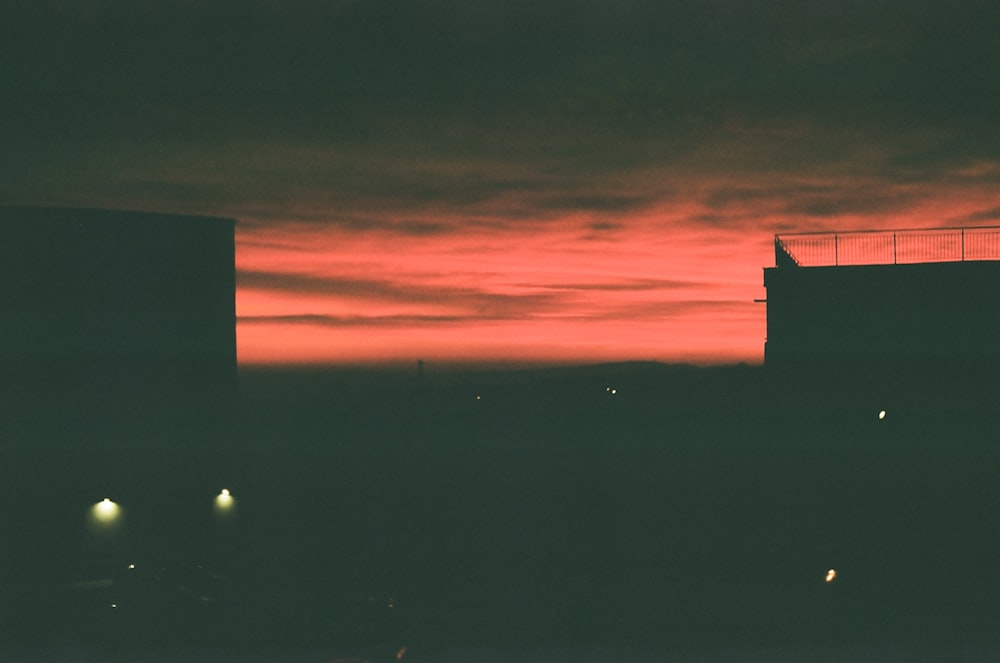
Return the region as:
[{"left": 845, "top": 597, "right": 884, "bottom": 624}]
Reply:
[{"left": 2, "top": 362, "right": 999, "bottom": 660}]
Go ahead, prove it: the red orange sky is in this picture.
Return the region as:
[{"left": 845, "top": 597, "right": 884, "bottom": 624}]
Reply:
[
  {"left": 233, "top": 164, "right": 1000, "bottom": 366},
  {"left": 3, "top": 2, "right": 999, "bottom": 366}
]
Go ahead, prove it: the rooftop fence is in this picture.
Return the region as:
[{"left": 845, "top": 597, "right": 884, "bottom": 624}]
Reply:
[{"left": 775, "top": 226, "right": 1000, "bottom": 267}]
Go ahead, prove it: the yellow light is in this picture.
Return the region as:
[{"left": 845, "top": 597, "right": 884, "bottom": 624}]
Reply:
[
  {"left": 91, "top": 498, "right": 121, "bottom": 524},
  {"left": 214, "top": 488, "right": 235, "bottom": 514},
  {"left": 825, "top": 568, "right": 837, "bottom": 583}
]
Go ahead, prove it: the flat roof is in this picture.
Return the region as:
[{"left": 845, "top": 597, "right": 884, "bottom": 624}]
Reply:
[{"left": 775, "top": 226, "right": 1000, "bottom": 267}]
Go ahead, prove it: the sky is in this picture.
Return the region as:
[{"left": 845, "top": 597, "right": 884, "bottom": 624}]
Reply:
[{"left": 3, "top": 0, "right": 999, "bottom": 367}]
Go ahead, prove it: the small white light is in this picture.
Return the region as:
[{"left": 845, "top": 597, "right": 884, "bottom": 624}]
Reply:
[
  {"left": 878, "top": 410, "right": 886, "bottom": 420},
  {"left": 611, "top": 389, "right": 617, "bottom": 395},
  {"left": 128, "top": 563, "right": 135, "bottom": 570},
  {"left": 825, "top": 568, "right": 837, "bottom": 583},
  {"left": 220, "top": 488, "right": 231, "bottom": 497}
]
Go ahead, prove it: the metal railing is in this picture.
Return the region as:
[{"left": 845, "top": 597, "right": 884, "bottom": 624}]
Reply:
[{"left": 775, "top": 226, "right": 1000, "bottom": 267}]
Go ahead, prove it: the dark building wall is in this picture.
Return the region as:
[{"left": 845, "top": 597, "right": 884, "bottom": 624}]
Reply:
[
  {"left": 763, "top": 260, "right": 1000, "bottom": 368},
  {"left": 0, "top": 206, "right": 236, "bottom": 432}
]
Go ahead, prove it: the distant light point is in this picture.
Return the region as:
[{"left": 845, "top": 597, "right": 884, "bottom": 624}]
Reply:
[
  {"left": 878, "top": 410, "right": 886, "bottom": 420},
  {"left": 825, "top": 568, "right": 837, "bottom": 583}
]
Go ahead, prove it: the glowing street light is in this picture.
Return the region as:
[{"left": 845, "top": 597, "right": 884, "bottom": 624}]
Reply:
[
  {"left": 86, "top": 498, "right": 125, "bottom": 542},
  {"left": 878, "top": 409, "right": 886, "bottom": 420},
  {"left": 214, "top": 488, "right": 235, "bottom": 516},
  {"left": 91, "top": 498, "right": 121, "bottom": 524},
  {"left": 825, "top": 568, "right": 837, "bottom": 583}
]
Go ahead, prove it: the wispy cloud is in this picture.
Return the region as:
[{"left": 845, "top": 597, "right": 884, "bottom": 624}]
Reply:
[{"left": 238, "top": 314, "right": 469, "bottom": 327}]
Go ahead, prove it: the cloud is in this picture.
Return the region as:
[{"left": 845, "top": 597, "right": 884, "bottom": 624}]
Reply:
[
  {"left": 238, "top": 314, "right": 468, "bottom": 327},
  {"left": 238, "top": 269, "right": 561, "bottom": 320},
  {"left": 781, "top": 186, "right": 932, "bottom": 219},
  {"left": 516, "top": 278, "right": 706, "bottom": 293},
  {"left": 950, "top": 205, "right": 1000, "bottom": 225}
]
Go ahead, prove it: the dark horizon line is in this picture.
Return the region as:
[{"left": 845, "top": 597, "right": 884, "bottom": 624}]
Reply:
[{"left": 236, "top": 357, "right": 763, "bottom": 374}]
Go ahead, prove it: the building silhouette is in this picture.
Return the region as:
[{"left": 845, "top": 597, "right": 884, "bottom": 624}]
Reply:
[
  {"left": 763, "top": 226, "right": 1000, "bottom": 370},
  {"left": 0, "top": 206, "right": 236, "bottom": 441}
]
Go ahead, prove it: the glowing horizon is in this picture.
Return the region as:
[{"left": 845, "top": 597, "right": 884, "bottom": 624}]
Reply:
[
  {"left": 235, "top": 204, "right": 770, "bottom": 366},
  {"left": 233, "top": 171, "right": 1000, "bottom": 367}
]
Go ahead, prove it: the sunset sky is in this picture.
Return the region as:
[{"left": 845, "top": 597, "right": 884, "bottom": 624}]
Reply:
[{"left": 3, "top": 1, "right": 999, "bottom": 366}]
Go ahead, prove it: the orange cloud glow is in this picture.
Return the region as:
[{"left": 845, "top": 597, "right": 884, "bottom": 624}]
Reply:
[{"left": 234, "top": 158, "right": 1000, "bottom": 367}]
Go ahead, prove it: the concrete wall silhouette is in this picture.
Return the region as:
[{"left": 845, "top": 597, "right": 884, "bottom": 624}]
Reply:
[
  {"left": 0, "top": 206, "right": 236, "bottom": 438},
  {"left": 764, "top": 260, "right": 1000, "bottom": 368}
]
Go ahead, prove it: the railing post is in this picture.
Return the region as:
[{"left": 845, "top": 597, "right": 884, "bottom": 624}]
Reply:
[
  {"left": 962, "top": 228, "right": 965, "bottom": 261},
  {"left": 893, "top": 232, "right": 897, "bottom": 264},
  {"left": 835, "top": 234, "right": 838, "bottom": 266}
]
